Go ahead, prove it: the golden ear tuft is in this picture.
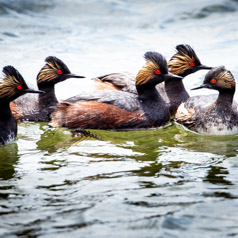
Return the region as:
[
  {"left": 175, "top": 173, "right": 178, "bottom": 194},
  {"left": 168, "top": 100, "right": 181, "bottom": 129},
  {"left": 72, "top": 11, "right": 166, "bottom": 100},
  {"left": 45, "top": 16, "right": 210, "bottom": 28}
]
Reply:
[
  {"left": 136, "top": 60, "right": 160, "bottom": 85},
  {"left": 168, "top": 53, "right": 195, "bottom": 75},
  {"left": 217, "top": 70, "right": 235, "bottom": 90},
  {"left": 0, "top": 66, "right": 25, "bottom": 99},
  {"left": 37, "top": 58, "right": 61, "bottom": 84}
]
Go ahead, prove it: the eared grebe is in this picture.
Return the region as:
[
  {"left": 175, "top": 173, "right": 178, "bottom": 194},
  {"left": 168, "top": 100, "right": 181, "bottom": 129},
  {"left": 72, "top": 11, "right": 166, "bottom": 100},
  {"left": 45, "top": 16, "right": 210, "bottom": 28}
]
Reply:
[
  {"left": 10, "top": 56, "right": 85, "bottom": 121},
  {"left": 51, "top": 52, "right": 182, "bottom": 130},
  {"left": 175, "top": 66, "right": 238, "bottom": 135},
  {"left": 92, "top": 44, "right": 212, "bottom": 116},
  {"left": 0, "top": 66, "right": 43, "bottom": 145}
]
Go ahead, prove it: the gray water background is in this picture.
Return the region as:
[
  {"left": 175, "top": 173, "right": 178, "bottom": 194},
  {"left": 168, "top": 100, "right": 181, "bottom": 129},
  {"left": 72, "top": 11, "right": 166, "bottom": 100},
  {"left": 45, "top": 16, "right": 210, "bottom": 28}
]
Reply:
[{"left": 0, "top": 0, "right": 238, "bottom": 237}]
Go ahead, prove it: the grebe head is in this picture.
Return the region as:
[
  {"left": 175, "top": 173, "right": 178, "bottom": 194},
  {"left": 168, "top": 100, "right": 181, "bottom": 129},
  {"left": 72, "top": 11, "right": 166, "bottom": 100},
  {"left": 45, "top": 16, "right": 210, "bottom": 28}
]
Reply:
[
  {"left": 0, "top": 66, "right": 43, "bottom": 102},
  {"left": 191, "top": 66, "right": 235, "bottom": 92},
  {"left": 136, "top": 51, "right": 182, "bottom": 88},
  {"left": 168, "top": 44, "right": 212, "bottom": 77},
  {"left": 37, "top": 56, "right": 85, "bottom": 87}
]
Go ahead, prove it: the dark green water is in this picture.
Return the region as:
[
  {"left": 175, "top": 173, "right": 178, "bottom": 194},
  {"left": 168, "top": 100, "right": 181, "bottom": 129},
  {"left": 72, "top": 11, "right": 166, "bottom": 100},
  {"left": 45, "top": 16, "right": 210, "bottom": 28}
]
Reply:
[
  {"left": 1, "top": 0, "right": 238, "bottom": 237},
  {"left": 1, "top": 122, "right": 238, "bottom": 237}
]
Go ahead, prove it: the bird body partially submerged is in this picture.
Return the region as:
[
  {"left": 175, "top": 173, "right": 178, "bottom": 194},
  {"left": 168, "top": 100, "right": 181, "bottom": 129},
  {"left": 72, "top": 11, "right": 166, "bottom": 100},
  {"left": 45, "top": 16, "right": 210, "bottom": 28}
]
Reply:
[
  {"left": 0, "top": 66, "right": 43, "bottom": 145},
  {"left": 175, "top": 66, "right": 238, "bottom": 135},
  {"left": 10, "top": 56, "right": 85, "bottom": 121},
  {"left": 91, "top": 44, "right": 212, "bottom": 115},
  {"left": 51, "top": 52, "right": 182, "bottom": 130}
]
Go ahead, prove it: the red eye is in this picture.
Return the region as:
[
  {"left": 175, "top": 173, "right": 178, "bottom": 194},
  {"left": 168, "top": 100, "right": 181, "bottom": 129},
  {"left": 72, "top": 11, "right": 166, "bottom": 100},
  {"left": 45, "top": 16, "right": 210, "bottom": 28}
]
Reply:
[
  {"left": 57, "top": 69, "right": 63, "bottom": 75},
  {"left": 190, "top": 62, "right": 195, "bottom": 67},
  {"left": 210, "top": 78, "right": 216, "bottom": 84},
  {"left": 17, "top": 85, "right": 23, "bottom": 90},
  {"left": 155, "top": 69, "right": 161, "bottom": 75}
]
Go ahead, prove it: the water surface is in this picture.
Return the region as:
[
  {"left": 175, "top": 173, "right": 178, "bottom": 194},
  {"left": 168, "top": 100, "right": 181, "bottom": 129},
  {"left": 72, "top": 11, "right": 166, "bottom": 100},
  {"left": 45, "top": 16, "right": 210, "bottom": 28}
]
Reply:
[{"left": 1, "top": 0, "right": 238, "bottom": 237}]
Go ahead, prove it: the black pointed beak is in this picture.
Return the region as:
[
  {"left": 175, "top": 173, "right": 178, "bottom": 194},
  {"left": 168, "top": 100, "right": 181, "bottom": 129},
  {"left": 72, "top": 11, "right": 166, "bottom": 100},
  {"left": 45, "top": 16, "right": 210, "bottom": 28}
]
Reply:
[
  {"left": 197, "top": 64, "right": 212, "bottom": 70},
  {"left": 65, "top": 73, "right": 85, "bottom": 79},
  {"left": 191, "top": 84, "right": 206, "bottom": 90},
  {"left": 164, "top": 73, "right": 183, "bottom": 81},
  {"left": 24, "top": 88, "right": 45, "bottom": 94}
]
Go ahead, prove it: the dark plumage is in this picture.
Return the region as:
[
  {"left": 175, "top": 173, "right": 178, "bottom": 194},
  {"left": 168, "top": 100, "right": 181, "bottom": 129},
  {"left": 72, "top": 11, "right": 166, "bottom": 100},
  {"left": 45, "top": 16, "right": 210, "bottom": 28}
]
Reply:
[
  {"left": 168, "top": 44, "right": 203, "bottom": 76},
  {"left": 10, "top": 56, "right": 85, "bottom": 121},
  {"left": 175, "top": 66, "right": 238, "bottom": 135},
  {"left": 51, "top": 52, "right": 182, "bottom": 130},
  {"left": 0, "top": 66, "right": 43, "bottom": 145},
  {"left": 92, "top": 44, "right": 212, "bottom": 115}
]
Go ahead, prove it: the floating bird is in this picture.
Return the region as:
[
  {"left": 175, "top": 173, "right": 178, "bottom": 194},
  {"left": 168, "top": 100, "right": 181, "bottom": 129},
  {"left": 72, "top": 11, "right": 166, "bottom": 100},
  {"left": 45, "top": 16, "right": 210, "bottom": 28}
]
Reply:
[
  {"left": 51, "top": 52, "right": 182, "bottom": 130},
  {"left": 175, "top": 66, "right": 238, "bottom": 135},
  {"left": 93, "top": 44, "right": 212, "bottom": 115},
  {"left": 10, "top": 56, "right": 85, "bottom": 121},
  {"left": 0, "top": 66, "right": 43, "bottom": 145}
]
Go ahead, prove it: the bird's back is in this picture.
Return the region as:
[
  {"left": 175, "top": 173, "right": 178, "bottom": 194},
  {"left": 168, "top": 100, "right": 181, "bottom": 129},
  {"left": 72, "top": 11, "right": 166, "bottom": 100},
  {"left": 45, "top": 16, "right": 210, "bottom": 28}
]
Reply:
[{"left": 176, "top": 94, "right": 238, "bottom": 135}]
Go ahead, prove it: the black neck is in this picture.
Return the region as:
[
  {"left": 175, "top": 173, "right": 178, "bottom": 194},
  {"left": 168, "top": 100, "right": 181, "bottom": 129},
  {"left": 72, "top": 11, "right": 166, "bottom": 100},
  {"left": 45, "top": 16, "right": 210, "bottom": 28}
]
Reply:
[
  {"left": 165, "top": 78, "right": 189, "bottom": 99},
  {"left": 136, "top": 85, "right": 159, "bottom": 101},
  {"left": 38, "top": 85, "right": 58, "bottom": 109},
  {"left": 136, "top": 84, "right": 170, "bottom": 124},
  {"left": 0, "top": 101, "right": 17, "bottom": 145},
  {"left": 164, "top": 78, "right": 189, "bottom": 115},
  {"left": 0, "top": 102, "right": 12, "bottom": 117},
  {"left": 34, "top": 84, "right": 58, "bottom": 121},
  {"left": 215, "top": 89, "right": 234, "bottom": 108}
]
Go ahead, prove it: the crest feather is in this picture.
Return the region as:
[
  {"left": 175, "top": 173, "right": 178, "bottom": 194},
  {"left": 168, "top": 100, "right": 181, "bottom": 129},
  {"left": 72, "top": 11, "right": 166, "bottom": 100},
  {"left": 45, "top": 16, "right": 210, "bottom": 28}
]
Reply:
[
  {"left": 0, "top": 66, "right": 26, "bottom": 99},
  {"left": 37, "top": 56, "right": 70, "bottom": 84},
  {"left": 205, "top": 66, "right": 235, "bottom": 90},
  {"left": 168, "top": 44, "right": 201, "bottom": 75},
  {"left": 136, "top": 51, "right": 167, "bottom": 85}
]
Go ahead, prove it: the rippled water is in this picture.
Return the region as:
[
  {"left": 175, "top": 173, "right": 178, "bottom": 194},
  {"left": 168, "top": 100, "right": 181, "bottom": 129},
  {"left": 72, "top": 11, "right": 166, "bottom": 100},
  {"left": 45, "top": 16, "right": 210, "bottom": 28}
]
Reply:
[{"left": 1, "top": 0, "right": 238, "bottom": 237}]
